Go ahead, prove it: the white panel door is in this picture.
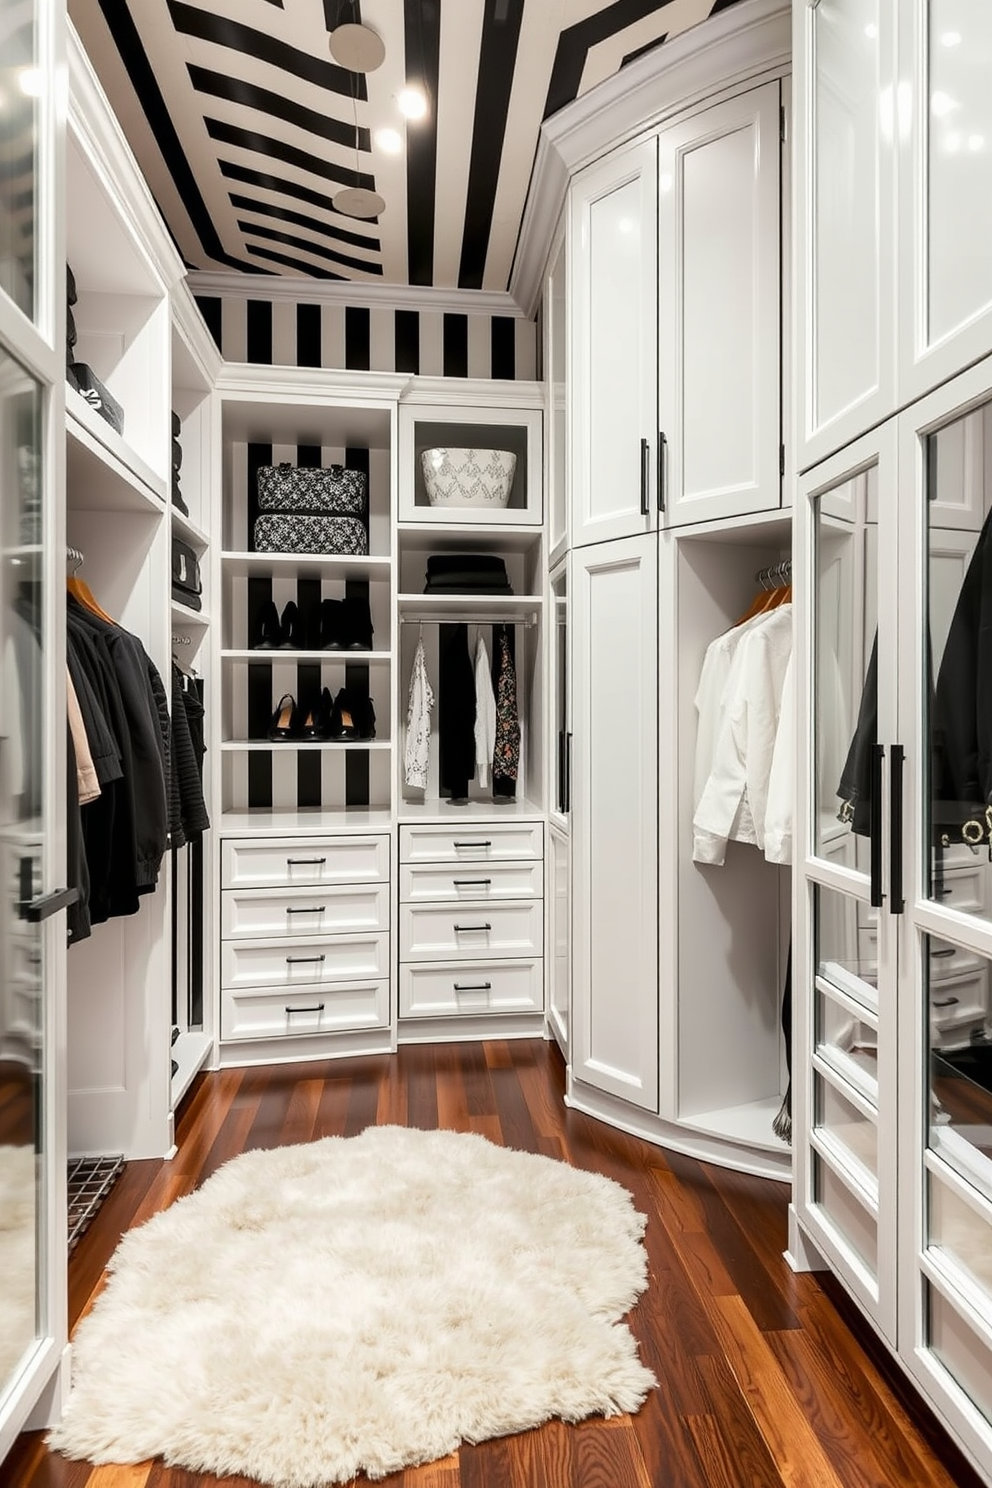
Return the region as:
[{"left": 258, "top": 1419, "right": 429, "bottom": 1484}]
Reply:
[
  {"left": 548, "top": 823, "right": 570, "bottom": 1058},
  {"left": 794, "top": 0, "right": 896, "bottom": 469},
  {"left": 571, "top": 537, "right": 658, "bottom": 1109},
  {"left": 658, "top": 82, "right": 781, "bottom": 526},
  {"left": 899, "top": 0, "right": 992, "bottom": 402},
  {"left": 569, "top": 140, "right": 658, "bottom": 548}
]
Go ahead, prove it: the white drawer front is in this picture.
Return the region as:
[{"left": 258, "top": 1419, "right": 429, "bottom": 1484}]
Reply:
[
  {"left": 399, "top": 823, "right": 543, "bottom": 864},
  {"left": 221, "top": 883, "right": 390, "bottom": 940},
  {"left": 221, "top": 835, "right": 390, "bottom": 889},
  {"left": 399, "top": 860, "right": 543, "bottom": 903},
  {"left": 222, "top": 933, "right": 390, "bottom": 990},
  {"left": 221, "top": 980, "right": 389, "bottom": 1042},
  {"left": 399, "top": 960, "right": 543, "bottom": 1019},
  {"left": 399, "top": 901, "right": 543, "bottom": 962}
]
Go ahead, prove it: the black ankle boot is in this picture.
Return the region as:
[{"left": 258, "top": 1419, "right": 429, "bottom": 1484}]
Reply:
[
  {"left": 252, "top": 598, "right": 281, "bottom": 650},
  {"left": 341, "top": 595, "right": 374, "bottom": 651},
  {"left": 279, "top": 600, "right": 303, "bottom": 649},
  {"left": 316, "top": 597, "right": 346, "bottom": 650}
]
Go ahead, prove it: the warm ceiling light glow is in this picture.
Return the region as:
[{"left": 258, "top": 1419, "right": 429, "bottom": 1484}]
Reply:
[
  {"left": 931, "top": 91, "right": 956, "bottom": 117},
  {"left": 941, "top": 30, "right": 962, "bottom": 46},
  {"left": 375, "top": 127, "right": 403, "bottom": 154},
  {"left": 397, "top": 87, "right": 427, "bottom": 120}
]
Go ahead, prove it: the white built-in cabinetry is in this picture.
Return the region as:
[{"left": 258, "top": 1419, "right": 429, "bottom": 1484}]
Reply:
[
  {"left": 794, "top": 3, "right": 992, "bottom": 1482},
  {"left": 552, "top": 0, "right": 793, "bottom": 1176}
]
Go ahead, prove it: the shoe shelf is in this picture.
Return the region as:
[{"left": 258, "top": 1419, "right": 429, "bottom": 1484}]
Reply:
[{"left": 221, "top": 740, "right": 392, "bottom": 752}]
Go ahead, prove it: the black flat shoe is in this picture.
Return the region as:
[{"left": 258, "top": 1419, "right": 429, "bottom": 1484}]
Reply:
[
  {"left": 252, "top": 598, "right": 282, "bottom": 649},
  {"left": 267, "top": 693, "right": 299, "bottom": 741},
  {"left": 279, "top": 600, "right": 303, "bottom": 649}
]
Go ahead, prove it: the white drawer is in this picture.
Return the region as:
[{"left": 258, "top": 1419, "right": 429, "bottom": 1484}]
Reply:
[
  {"left": 399, "top": 901, "right": 543, "bottom": 962},
  {"left": 222, "top": 933, "right": 390, "bottom": 990},
  {"left": 399, "top": 822, "right": 543, "bottom": 864},
  {"left": 221, "top": 835, "right": 389, "bottom": 889},
  {"left": 930, "top": 969, "right": 989, "bottom": 1027},
  {"left": 222, "top": 883, "right": 390, "bottom": 940},
  {"left": 399, "top": 860, "right": 543, "bottom": 903},
  {"left": 932, "top": 861, "right": 988, "bottom": 916},
  {"left": 399, "top": 960, "right": 543, "bottom": 1019},
  {"left": 221, "top": 979, "right": 389, "bottom": 1042}
]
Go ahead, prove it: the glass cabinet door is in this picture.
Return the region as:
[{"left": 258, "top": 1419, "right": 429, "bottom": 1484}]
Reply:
[
  {"left": 0, "top": 345, "right": 45, "bottom": 1406},
  {"left": 0, "top": 0, "right": 40, "bottom": 322}
]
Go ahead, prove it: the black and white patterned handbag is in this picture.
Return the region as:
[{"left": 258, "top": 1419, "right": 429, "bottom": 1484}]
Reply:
[
  {"left": 253, "top": 514, "right": 369, "bottom": 555},
  {"left": 256, "top": 463, "right": 367, "bottom": 515}
]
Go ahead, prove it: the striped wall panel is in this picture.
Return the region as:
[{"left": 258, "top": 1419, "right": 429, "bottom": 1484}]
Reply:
[{"left": 196, "top": 296, "right": 538, "bottom": 380}]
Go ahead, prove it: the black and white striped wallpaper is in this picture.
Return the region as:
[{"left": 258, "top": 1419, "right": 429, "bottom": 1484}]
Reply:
[{"left": 194, "top": 295, "right": 538, "bottom": 380}]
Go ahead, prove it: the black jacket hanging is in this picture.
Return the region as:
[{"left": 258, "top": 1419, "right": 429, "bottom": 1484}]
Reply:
[{"left": 438, "top": 623, "right": 476, "bottom": 800}]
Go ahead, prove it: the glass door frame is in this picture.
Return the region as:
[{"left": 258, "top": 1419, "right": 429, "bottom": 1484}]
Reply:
[
  {"left": 794, "top": 419, "right": 901, "bottom": 1342},
  {"left": 896, "top": 353, "right": 992, "bottom": 1469}
]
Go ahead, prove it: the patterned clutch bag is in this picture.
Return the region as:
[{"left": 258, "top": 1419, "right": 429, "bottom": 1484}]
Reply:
[
  {"left": 256, "top": 463, "right": 367, "bottom": 515},
  {"left": 253, "top": 515, "right": 369, "bottom": 555}
]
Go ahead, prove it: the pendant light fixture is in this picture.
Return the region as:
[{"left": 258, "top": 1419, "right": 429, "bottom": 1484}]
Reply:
[{"left": 329, "top": 6, "right": 386, "bottom": 219}]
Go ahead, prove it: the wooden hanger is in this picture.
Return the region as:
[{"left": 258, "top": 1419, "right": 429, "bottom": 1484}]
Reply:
[{"left": 66, "top": 550, "right": 116, "bottom": 624}]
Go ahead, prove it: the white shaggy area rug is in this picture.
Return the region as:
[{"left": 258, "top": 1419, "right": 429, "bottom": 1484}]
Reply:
[
  {"left": 49, "top": 1125, "right": 656, "bottom": 1487},
  {"left": 0, "top": 1144, "right": 37, "bottom": 1385}
]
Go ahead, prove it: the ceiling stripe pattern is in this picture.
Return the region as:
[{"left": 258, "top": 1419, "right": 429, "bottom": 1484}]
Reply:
[{"left": 69, "top": 0, "right": 746, "bottom": 292}]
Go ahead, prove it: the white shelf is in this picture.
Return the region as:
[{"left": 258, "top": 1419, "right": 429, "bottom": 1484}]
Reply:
[
  {"left": 222, "top": 649, "right": 390, "bottom": 663},
  {"left": 171, "top": 599, "right": 210, "bottom": 626},
  {"left": 66, "top": 384, "right": 168, "bottom": 510},
  {"left": 677, "top": 1096, "right": 792, "bottom": 1155},
  {"left": 222, "top": 551, "right": 391, "bottom": 580},
  {"left": 398, "top": 796, "right": 544, "bottom": 823},
  {"left": 219, "top": 808, "right": 394, "bottom": 836},
  {"left": 398, "top": 525, "right": 542, "bottom": 554},
  {"left": 171, "top": 507, "right": 209, "bottom": 547},
  {"left": 221, "top": 739, "right": 390, "bottom": 752},
  {"left": 397, "top": 593, "right": 542, "bottom": 625},
  {"left": 170, "top": 1030, "right": 212, "bottom": 1109}
]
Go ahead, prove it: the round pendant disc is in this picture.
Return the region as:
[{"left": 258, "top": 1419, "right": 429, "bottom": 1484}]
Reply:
[
  {"left": 328, "top": 23, "right": 386, "bottom": 73},
  {"left": 333, "top": 186, "right": 386, "bottom": 219}
]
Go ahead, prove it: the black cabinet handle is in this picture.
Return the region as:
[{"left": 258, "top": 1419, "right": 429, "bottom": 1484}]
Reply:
[
  {"left": 286, "top": 1003, "right": 325, "bottom": 1014},
  {"left": 565, "top": 731, "right": 572, "bottom": 815},
  {"left": 453, "top": 840, "right": 491, "bottom": 848},
  {"left": 931, "top": 946, "right": 956, "bottom": 958},
  {"left": 286, "top": 954, "right": 326, "bottom": 965},
  {"left": 453, "top": 878, "right": 492, "bottom": 887},
  {"left": 22, "top": 886, "right": 79, "bottom": 922},
  {"left": 453, "top": 922, "right": 492, "bottom": 932},
  {"left": 557, "top": 729, "right": 565, "bottom": 814},
  {"left": 287, "top": 856, "right": 326, "bottom": 866},
  {"left": 658, "top": 431, "right": 667, "bottom": 512},
  {"left": 889, "top": 744, "right": 904, "bottom": 915},
  {"left": 932, "top": 994, "right": 959, "bottom": 1007},
  {"left": 870, "top": 743, "right": 885, "bottom": 908},
  {"left": 454, "top": 982, "right": 492, "bottom": 992},
  {"left": 640, "top": 437, "right": 650, "bottom": 516},
  {"left": 286, "top": 906, "right": 325, "bottom": 915}
]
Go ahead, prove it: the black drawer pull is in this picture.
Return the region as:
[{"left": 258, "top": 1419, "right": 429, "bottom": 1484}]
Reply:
[
  {"left": 287, "top": 856, "right": 327, "bottom": 866},
  {"left": 453, "top": 922, "right": 492, "bottom": 932},
  {"left": 286, "top": 906, "right": 325, "bottom": 915},
  {"left": 932, "top": 994, "right": 959, "bottom": 1008},
  {"left": 452, "top": 878, "right": 492, "bottom": 887},
  {"left": 931, "top": 946, "right": 956, "bottom": 958},
  {"left": 453, "top": 840, "right": 491, "bottom": 849},
  {"left": 286, "top": 1003, "right": 325, "bottom": 1015},
  {"left": 454, "top": 981, "right": 492, "bottom": 992},
  {"left": 286, "top": 954, "right": 326, "bottom": 965}
]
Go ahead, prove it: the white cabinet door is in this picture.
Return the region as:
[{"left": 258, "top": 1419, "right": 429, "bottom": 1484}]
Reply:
[
  {"left": 795, "top": 0, "right": 896, "bottom": 469},
  {"left": 658, "top": 82, "right": 782, "bottom": 526},
  {"left": 899, "top": 1, "right": 992, "bottom": 402},
  {"left": 548, "top": 824, "right": 570, "bottom": 1059},
  {"left": 570, "top": 140, "right": 658, "bottom": 548},
  {"left": 571, "top": 537, "right": 658, "bottom": 1109}
]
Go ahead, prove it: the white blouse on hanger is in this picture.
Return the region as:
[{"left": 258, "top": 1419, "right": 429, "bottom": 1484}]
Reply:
[
  {"left": 473, "top": 631, "right": 496, "bottom": 788},
  {"left": 404, "top": 636, "right": 435, "bottom": 789}
]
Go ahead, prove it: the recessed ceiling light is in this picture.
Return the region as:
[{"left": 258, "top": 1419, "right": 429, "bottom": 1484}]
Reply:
[
  {"left": 375, "top": 127, "right": 403, "bottom": 155},
  {"left": 398, "top": 87, "right": 428, "bottom": 121},
  {"left": 941, "top": 30, "right": 962, "bottom": 46},
  {"left": 328, "top": 22, "right": 385, "bottom": 73},
  {"left": 333, "top": 186, "right": 386, "bottom": 220}
]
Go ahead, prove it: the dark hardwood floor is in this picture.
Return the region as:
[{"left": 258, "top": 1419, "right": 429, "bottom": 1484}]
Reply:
[{"left": 2, "top": 1038, "right": 987, "bottom": 1488}]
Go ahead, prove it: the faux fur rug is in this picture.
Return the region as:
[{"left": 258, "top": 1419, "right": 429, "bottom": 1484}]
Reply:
[
  {"left": 0, "top": 1144, "right": 37, "bottom": 1385},
  {"left": 49, "top": 1125, "right": 655, "bottom": 1487}
]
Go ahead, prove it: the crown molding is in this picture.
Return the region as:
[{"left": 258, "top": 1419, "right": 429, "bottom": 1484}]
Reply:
[
  {"left": 399, "top": 375, "right": 543, "bottom": 409},
  {"left": 67, "top": 21, "right": 186, "bottom": 293},
  {"left": 215, "top": 361, "right": 412, "bottom": 404},
  {"left": 511, "top": 0, "right": 790, "bottom": 319},
  {"left": 185, "top": 272, "right": 529, "bottom": 320},
  {"left": 172, "top": 279, "right": 224, "bottom": 386}
]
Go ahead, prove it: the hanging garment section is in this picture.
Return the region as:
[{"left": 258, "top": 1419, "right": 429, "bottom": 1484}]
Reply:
[{"left": 65, "top": 548, "right": 209, "bottom": 946}]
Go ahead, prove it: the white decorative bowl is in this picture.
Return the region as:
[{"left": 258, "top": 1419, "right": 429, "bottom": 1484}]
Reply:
[{"left": 421, "top": 447, "right": 516, "bottom": 508}]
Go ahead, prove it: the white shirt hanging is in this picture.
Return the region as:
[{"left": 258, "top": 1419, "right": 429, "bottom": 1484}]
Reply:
[
  {"left": 404, "top": 636, "right": 435, "bottom": 789},
  {"left": 763, "top": 650, "right": 793, "bottom": 865},
  {"left": 473, "top": 631, "right": 496, "bottom": 788}
]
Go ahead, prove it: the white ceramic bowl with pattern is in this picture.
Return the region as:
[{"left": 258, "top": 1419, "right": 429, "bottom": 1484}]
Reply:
[{"left": 421, "top": 447, "right": 516, "bottom": 508}]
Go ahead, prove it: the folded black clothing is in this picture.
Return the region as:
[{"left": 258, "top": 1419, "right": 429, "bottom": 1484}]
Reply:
[
  {"left": 172, "top": 437, "right": 183, "bottom": 472},
  {"left": 71, "top": 363, "right": 124, "bottom": 434},
  {"left": 424, "top": 576, "right": 513, "bottom": 594},
  {"left": 66, "top": 263, "right": 76, "bottom": 306},
  {"left": 425, "top": 553, "right": 508, "bottom": 577},
  {"left": 171, "top": 411, "right": 181, "bottom": 437},
  {"left": 67, "top": 306, "right": 77, "bottom": 348}
]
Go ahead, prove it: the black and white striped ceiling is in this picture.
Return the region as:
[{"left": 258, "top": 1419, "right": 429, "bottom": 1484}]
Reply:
[{"left": 70, "top": 0, "right": 746, "bottom": 294}]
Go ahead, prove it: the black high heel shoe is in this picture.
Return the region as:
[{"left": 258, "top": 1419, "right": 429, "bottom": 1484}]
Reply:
[
  {"left": 299, "top": 688, "right": 333, "bottom": 741},
  {"left": 279, "top": 600, "right": 303, "bottom": 649},
  {"left": 267, "top": 693, "right": 299, "bottom": 741},
  {"left": 252, "top": 598, "right": 282, "bottom": 650},
  {"left": 328, "top": 688, "right": 376, "bottom": 741}
]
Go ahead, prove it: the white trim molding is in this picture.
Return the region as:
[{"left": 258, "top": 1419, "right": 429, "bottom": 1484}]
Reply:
[{"left": 186, "top": 272, "right": 529, "bottom": 320}]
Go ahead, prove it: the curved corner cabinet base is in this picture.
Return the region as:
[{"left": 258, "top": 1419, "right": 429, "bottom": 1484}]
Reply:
[{"left": 566, "top": 1074, "right": 791, "bottom": 1182}]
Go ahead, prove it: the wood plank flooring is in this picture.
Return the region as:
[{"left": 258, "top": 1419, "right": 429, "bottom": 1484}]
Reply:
[{"left": 1, "top": 1038, "right": 986, "bottom": 1488}]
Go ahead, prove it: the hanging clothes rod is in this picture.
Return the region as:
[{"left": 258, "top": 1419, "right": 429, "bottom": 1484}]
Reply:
[
  {"left": 172, "top": 634, "right": 192, "bottom": 645},
  {"left": 753, "top": 558, "right": 791, "bottom": 589},
  {"left": 66, "top": 545, "right": 84, "bottom": 571}
]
